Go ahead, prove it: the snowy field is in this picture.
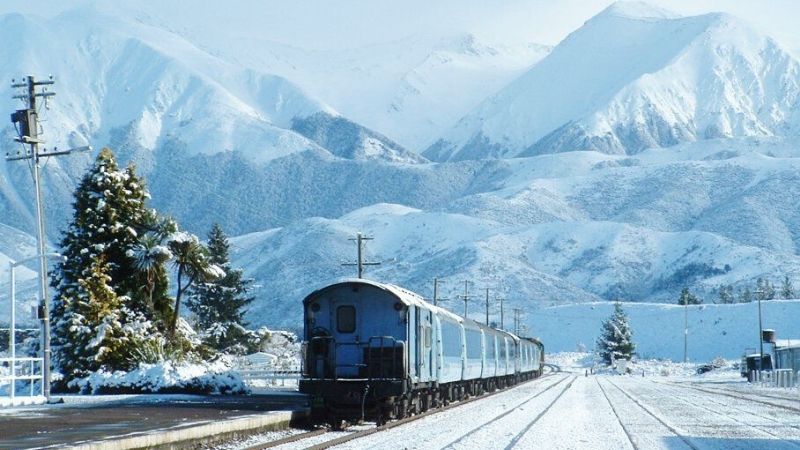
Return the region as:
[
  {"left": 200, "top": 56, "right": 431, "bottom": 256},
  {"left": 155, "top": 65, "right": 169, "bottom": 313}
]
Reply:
[{"left": 531, "top": 300, "right": 800, "bottom": 361}]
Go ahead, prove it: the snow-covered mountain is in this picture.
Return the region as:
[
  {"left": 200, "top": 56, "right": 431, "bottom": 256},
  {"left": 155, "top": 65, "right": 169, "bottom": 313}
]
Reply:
[
  {"left": 220, "top": 137, "right": 800, "bottom": 329},
  {"left": 425, "top": 2, "right": 800, "bottom": 161},
  {"left": 0, "top": 7, "right": 423, "bottom": 234},
  {"left": 173, "top": 32, "right": 552, "bottom": 151},
  {"left": 3, "top": 2, "right": 800, "bottom": 335}
]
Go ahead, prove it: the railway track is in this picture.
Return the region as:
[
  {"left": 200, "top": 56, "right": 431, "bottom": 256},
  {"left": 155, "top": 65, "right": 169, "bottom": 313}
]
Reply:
[
  {"left": 602, "top": 378, "right": 700, "bottom": 450},
  {"left": 502, "top": 375, "right": 576, "bottom": 450},
  {"left": 652, "top": 380, "right": 800, "bottom": 414},
  {"left": 595, "top": 377, "right": 639, "bottom": 450},
  {"left": 241, "top": 367, "right": 562, "bottom": 450},
  {"left": 440, "top": 374, "right": 571, "bottom": 449},
  {"left": 642, "top": 381, "right": 800, "bottom": 447}
]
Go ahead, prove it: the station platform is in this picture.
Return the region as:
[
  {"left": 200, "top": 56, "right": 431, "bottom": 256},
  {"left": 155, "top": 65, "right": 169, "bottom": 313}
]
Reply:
[{"left": 0, "top": 391, "right": 309, "bottom": 449}]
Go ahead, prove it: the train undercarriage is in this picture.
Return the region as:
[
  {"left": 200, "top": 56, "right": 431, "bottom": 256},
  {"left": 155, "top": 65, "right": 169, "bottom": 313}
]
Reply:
[{"left": 301, "top": 369, "right": 543, "bottom": 429}]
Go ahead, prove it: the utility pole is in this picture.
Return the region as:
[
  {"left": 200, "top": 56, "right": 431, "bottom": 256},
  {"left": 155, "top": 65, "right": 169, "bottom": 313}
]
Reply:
[
  {"left": 498, "top": 297, "right": 505, "bottom": 330},
  {"left": 432, "top": 278, "right": 448, "bottom": 307},
  {"left": 484, "top": 288, "right": 490, "bottom": 326},
  {"left": 513, "top": 308, "right": 523, "bottom": 335},
  {"left": 683, "top": 300, "right": 688, "bottom": 363},
  {"left": 461, "top": 280, "right": 471, "bottom": 318},
  {"left": 342, "top": 232, "right": 380, "bottom": 278},
  {"left": 7, "top": 75, "right": 90, "bottom": 402},
  {"left": 756, "top": 288, "right": 765, "bottom": 372}
]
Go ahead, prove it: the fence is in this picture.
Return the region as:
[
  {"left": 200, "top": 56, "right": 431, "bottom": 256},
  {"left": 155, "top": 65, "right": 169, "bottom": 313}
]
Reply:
[
  {"left": 237, "top": 368, "right": 302, "bottom": 387},
  {"left": 0, "top": 357, "right": 44, "bottom": 400},
  {"left": 749, "top": 369, "right": 800, "bottom": 388}
]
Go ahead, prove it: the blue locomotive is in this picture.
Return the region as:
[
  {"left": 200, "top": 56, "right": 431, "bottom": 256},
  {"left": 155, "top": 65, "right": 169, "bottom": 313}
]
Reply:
[{"left": 299, "top": 279, "right": 544, "bottom": 427}]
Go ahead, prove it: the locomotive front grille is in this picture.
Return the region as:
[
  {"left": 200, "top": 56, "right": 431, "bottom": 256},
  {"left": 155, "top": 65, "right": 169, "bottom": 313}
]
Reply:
[{"left": 361, "top": 346, "right": 404, "bottom": 379}]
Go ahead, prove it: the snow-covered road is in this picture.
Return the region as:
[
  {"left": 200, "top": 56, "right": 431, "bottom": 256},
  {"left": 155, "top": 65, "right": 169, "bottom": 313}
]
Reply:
[{"left": 316, "top": 374, "right": 800, "bottom": 450}]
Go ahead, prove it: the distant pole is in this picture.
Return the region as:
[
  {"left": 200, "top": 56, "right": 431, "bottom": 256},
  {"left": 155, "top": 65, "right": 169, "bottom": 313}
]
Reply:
[
  {"left": 498, "top": 297, "right": 505, "bottom": 330},
  {"left": 462, "top": 280, "right": 469, "bottom": 318},
  {"left": 9, "top": 261, "right": 15, "bottom": 367},
  {"left": 433, "top": 278, "right": 439, "bottom": 306},
  {"left": 485, "top": 288, "right": 489, "bottom": 326},
  {"left": 513, "top": 308, "right": 523, "bottom": 335},
  {"left": 757, "top": 289, "right": 764, "bottom": 372},
  {"left": 683, "top": 301, "right": 688, "bottom": 363},
  {"left": 342, "top": 232, "right": 380, "bottom": 278}
]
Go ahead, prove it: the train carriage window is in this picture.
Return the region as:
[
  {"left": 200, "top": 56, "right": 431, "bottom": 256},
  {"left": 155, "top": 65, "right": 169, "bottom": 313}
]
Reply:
[
  {"left": 336, "top": 305, "right": 356, "bottom": 333},
  {"left": 424, "top": 326, "right": 432, "bottom": 348}
]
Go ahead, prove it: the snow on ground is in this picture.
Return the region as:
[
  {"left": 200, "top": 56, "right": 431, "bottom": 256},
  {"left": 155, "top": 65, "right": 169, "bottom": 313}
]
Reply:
[
  {"left": 532, "top": 301, "right": 800, "bottom": 361},
  {"left": 309, "top": 370, "right": 798, "bottom": 450},
  {"left": 546, "top": 352, "right": 741, "bottom": 379}
]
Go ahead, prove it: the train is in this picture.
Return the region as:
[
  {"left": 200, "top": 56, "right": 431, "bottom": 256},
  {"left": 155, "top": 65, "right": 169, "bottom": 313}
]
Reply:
[{"left": 299, "top": 279, "right": 545, "bottom": 428}]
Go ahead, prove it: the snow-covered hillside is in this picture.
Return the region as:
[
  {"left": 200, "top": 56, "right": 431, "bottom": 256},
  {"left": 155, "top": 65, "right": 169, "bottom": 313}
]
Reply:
[
  {"left": 426, "top": 2, "right": 800, "bottom": 161},
  {"left": 0, "top": 6, "right": 422, "bottom": 235},
  {"left": 532, "top": 300, "right": 800, "bottom": 361},
  {"left": 3, "top": 2, "right": 800, "bottom": 338}
]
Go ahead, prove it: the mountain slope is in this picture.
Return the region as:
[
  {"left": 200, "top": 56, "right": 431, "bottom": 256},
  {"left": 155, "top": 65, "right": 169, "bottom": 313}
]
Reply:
[{"left": 426, "top": 2, "right": 800, "bottom": 161}]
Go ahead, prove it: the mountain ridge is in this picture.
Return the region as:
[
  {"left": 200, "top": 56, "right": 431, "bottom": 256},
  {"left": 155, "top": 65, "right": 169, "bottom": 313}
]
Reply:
[{"left": 425, "top": 5, "right": 800, "bottom": 161}]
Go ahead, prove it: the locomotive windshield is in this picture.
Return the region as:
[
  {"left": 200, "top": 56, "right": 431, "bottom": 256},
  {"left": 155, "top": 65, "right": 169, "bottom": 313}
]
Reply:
[{"left": 337, "top": 305, "right": 356, "bottom": 333}]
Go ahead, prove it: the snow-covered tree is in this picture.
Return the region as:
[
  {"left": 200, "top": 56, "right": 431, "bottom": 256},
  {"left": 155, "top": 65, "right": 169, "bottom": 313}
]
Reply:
[
  {"left": 187, "top": 224, "right": 255, "bottom": 354},
  {"left": 755, "top": 277, "right": 776, "bottom": 301},
  {"left": 781, "top": 275, "right": 795, "bottom": 299},
  {"left": 677, "top": 287, "right": 701, "bottom": 305},
  {"left": 716, "top": 284, "right": 735, "bottom": 304},
  {"left": 738, "top": 286, "right": 753, "bottom": 303},
  {"left": 596, "top": 302, "right": 635, "bottom": 365},
  {"left": 52, "top": 148, "right": 168, "bottom": 378}
]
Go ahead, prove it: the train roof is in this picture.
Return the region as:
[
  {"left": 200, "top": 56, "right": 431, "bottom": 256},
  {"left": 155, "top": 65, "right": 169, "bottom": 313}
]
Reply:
[{"left": 305, "top": 278, "right": 518, "bottom": 339}]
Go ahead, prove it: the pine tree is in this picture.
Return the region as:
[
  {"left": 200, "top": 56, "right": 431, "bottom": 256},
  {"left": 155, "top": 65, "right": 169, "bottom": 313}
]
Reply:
[
  {"left": 738, "top": 287, "right": 753, "bottom": 303},
  {"left": 781, "top": 275, "right": 795, "bottom": 299},
  {"left": 716, "top": 284, "right": 735, "bottom": 304},
  {"left": 764, "top": 279, "right": 776, "bottom": 300},
  {"left": 754, "top": 277, "right": 776, "bottom": 301},
  {"left": 187, "top": 224, "right": 255, "bottom": 353},
  {"left": 596, "top": 302, "right": 635, "bottom": 365},
  {"left": 677, "top": 287, "right": 701, "bottom": 305},
  {"left": 51, "top": 148, "right": 169, "bottom": 379}
]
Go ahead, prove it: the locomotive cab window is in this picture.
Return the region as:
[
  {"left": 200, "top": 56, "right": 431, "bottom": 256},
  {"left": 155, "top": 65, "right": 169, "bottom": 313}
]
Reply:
[{"left": 337, "top": 305, "right": 356, "bottom": 333}]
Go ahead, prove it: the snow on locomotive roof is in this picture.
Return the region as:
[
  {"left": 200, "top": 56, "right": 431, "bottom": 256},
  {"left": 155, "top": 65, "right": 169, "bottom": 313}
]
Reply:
[{"left": 326, "top": 278, "right": 518, "bottom": 339}]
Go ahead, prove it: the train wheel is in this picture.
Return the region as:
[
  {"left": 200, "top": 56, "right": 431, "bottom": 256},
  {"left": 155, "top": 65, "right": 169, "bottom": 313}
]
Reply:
[
  {"left": 397, "top": 397, "right": 408, "bottom": 419},
  {"left": 328, "top": 414, "right": 344, "bottom": 431}
]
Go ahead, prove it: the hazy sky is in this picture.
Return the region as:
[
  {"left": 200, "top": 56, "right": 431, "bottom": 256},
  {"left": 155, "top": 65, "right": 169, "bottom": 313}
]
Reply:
[{"left": 5, "top": 1, "right": 800, "bottom": 52}]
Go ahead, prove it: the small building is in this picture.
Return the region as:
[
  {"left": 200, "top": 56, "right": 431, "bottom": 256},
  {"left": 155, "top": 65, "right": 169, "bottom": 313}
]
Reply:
[{"left": 775, "top": 341, "right": 800, "bottom": 373}]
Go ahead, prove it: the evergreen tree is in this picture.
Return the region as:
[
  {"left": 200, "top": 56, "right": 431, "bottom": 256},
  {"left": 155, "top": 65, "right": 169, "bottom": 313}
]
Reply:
[
  {"left": 51, "top": 148, "right": 169, "bottom": 378},
  {"left": 765, "top": 279, "right": 776, "bottom": 300},
  {"left": 781, "top": 275, "right": 795, "bottom": 299},
  {"left": 677, "top": 287, "right": 701, "bottom": 305},
  {"left": 754, "top": 277, "right": 776, "bottom": 301},
  {"left": 187, "top": 224, "right": 255, "bottom": 353},
  {"left": 716, "top": 284, "right": 735, "bottom": 304},
  {"left": 596, "top": 302, "right": 635, "bottom": 365},
  {"left": 738, "top": 287, "right": 753, "bottom": 303}
]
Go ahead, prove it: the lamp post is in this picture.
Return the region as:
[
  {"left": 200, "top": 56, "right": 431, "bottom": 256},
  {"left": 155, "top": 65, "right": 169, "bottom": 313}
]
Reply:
[
  {"left": 8, "top": 253, "right": 64, "bottom": 401},
  {"left": 755, "top": 288, "right": 764, "bottom": 373}
]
